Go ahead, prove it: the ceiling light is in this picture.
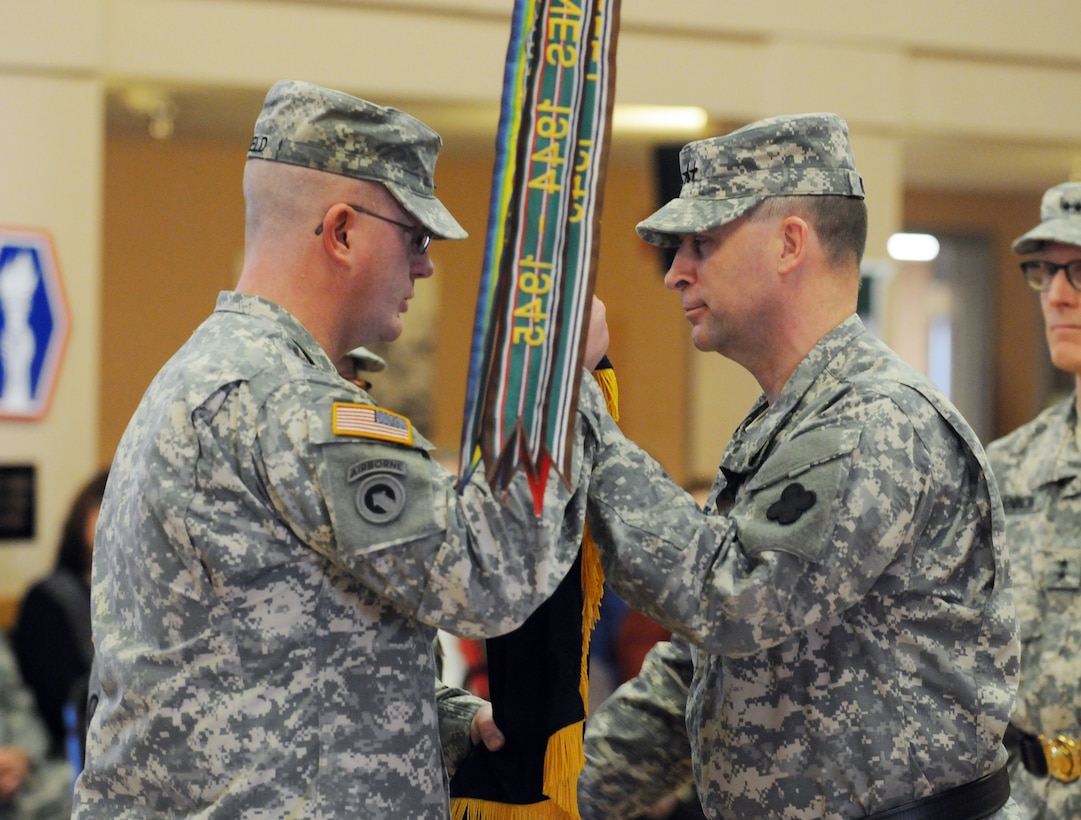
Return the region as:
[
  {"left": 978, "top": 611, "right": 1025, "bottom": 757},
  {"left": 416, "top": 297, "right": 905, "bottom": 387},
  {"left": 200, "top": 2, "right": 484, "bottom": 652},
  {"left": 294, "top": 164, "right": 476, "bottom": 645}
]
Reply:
[
  {"left": 612, "top": 105, "right": 708, "bottom": 133},
  {"left": 120, "top": 85, "right": 178, "bottom": 140},
  {"left": 887, "top": 233, "right": 940, "bottom": 262}
]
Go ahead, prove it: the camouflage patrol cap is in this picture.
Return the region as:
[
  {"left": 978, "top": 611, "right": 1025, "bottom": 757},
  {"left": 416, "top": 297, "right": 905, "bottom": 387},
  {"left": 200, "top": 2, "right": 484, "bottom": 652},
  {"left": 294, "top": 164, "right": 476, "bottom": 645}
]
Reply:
[
  {"left": 1012, "top": 182, "right": 1081, "bottom": 255},
  {"left": 637, "top": 113, "right": 865, "bottom": 247},
  {"left": 247, "top": 80, "right": 467, "bottom": 240}
]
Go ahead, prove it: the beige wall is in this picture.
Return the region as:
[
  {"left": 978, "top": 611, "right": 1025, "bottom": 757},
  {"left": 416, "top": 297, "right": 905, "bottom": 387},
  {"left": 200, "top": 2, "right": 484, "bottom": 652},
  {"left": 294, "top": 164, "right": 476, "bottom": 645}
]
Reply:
[
  {"left": 0, "top": 74, "right": 102, "bottom": 604},
  {"left": 97, "top": 142, "right": 1057, "bottom": 491},
  {"left": 3, "top": 0, "right": 1081, "bottom": 605},
  {"left": 101, "top": 137, "right": 246, "bottom": 460}
]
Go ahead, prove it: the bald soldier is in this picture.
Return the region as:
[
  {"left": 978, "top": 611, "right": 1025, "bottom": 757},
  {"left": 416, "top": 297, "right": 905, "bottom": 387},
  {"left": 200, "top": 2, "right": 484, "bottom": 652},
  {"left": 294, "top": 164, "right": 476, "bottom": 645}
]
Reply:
[
  {"left": 75, "top": 80, "right": 608, "bottom": 818},
  {"left": 578, "top": 114, "right": 1020, "bottom": 819}
]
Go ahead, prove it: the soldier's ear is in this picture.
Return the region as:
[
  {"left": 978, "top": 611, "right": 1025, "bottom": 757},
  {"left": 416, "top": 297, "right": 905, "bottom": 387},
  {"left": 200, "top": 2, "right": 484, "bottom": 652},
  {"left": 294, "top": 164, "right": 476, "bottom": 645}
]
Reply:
[
  {"left": 316, "top": 204, "right": 354, "bottom": 260},
  {"left": 777, "top": 215, "right": 809, "bottom": 274}
]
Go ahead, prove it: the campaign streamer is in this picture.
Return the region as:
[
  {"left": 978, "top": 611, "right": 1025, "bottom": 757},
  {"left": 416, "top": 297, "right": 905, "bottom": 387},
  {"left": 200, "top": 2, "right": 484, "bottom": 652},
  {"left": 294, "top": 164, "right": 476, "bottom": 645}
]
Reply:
[
  {"left": 451, "top": 2, "right": 620, "bottom": 818},
  {"left": 459, "top": 0, "right": 619, "bottom": 512}
]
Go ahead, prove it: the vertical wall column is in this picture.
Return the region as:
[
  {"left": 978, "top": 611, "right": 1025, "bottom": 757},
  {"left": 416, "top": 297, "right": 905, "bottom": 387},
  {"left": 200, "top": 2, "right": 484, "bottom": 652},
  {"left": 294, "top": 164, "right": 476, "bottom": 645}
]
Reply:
[{"left": 0, "top": 65, "right": 104, "bottom": 601}]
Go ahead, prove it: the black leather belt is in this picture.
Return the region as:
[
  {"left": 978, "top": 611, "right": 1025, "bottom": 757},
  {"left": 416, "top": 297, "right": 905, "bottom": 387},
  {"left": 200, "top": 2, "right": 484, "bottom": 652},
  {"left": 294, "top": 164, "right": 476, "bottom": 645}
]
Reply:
[{"left": 864, "top": 767, "right": 1010, "bottom": 820}]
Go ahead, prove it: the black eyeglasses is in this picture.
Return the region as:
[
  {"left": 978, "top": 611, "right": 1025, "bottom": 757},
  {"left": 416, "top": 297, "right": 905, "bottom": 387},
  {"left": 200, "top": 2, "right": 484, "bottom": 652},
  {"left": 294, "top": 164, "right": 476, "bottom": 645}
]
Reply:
[
  {"left": 1020, "top": 259, "right": 1081, "bottom": 292},
  {"left": 315, "top": 204, "right": 432, "bottom": 254}
]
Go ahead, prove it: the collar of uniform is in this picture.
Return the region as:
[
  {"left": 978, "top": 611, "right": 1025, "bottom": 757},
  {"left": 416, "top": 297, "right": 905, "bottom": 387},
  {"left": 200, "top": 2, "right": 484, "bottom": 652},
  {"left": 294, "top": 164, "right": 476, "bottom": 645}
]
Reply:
[
  {"left": 214, "top": 290, "right": 338, "bottom": 375},
  {"left": 1047, "top": 398, "right": 1081, "bottom": 491},
  {"left": 721, "top": 315, "right": 864, "bottom": 475}
]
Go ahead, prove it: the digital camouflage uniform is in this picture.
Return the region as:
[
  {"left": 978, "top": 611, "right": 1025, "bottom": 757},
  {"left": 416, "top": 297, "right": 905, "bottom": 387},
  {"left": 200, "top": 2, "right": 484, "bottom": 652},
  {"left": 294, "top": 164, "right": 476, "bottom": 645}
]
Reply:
[
  {"left": 74, "top": 292, "right": 601, "bottom": 818},
  {"left": 75, "top": 79, "right": 605, "bottom": 818},
  {"left": 0, "top": 635, "right": 72, "bottom": 820},
  {"left": 985, "top": 181, "right": 1081, "bottom": 820},
  {"left": 988, "top": 398, "right": 1081, "bottom": 818},
  {"left": 580, "top": 315, "right": 1020, "bottom": 819}
]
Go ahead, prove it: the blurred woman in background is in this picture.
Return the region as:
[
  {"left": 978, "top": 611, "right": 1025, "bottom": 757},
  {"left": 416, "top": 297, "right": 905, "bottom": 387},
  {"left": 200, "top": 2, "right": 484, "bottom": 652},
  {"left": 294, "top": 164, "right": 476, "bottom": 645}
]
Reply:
[{"left": 12, "top": 469, "right": 108, "bottom": 759}]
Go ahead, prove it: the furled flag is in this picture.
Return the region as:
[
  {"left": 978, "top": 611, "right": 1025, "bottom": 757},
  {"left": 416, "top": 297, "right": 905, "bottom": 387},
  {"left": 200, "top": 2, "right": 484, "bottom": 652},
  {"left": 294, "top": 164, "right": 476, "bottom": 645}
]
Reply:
[
  {"left": 451, "top": 363, "right": 619, "bottom": 820},
  {"left": 458, "top": 0, "right": 620, "bottom": 510},
  {"left": 451, "top": 0, "right": 621, "bottom": 818}
]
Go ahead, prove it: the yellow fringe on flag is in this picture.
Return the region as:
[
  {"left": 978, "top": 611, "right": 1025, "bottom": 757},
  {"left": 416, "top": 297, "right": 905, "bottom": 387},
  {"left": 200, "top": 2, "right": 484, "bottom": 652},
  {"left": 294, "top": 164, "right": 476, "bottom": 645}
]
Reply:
[
  {"left": 451, "top": 369, "right": 615, "bottom": 820},
  {"left": 450, "top": 537, "right": 603, "bottom": 820},
  {"left": 592, "top": 365, "right": 619, "bottom": 423},
  {"left": 579, "top": 528, "right": 604, "bottom": 708},
  {"left": 581, "top": 361, "right": 619, "bottom": 696},
  {"left": 530, "top": 367, "right": 615, "bottom": 816}
]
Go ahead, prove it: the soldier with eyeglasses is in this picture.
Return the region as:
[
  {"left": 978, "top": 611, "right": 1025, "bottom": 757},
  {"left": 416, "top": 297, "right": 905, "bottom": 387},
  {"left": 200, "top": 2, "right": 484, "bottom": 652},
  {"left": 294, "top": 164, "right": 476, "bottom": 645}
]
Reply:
[
  {"left": 989, "top": 181, "right": 1081, "bottom": 819},
  {"left": 74, "top": 80, "right": 611, "bottom": 819}
]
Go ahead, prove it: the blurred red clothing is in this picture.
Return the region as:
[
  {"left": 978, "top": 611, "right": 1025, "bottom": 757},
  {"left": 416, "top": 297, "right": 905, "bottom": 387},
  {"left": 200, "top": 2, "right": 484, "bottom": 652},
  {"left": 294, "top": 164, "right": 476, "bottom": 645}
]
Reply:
[
  {"left": 458, "top": 638, "right": 489, "bottom": 699},
  {"left": 615, "top": 609, "right": 670, "bottom": 683}
]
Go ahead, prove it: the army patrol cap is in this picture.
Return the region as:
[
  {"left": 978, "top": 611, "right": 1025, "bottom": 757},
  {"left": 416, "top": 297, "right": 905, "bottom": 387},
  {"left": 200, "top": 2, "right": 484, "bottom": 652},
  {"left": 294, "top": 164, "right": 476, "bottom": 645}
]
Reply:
[
  {"left": 1012, "top": 182, "right": 1081, "bottom": 255},
  {"left": 637, "top": 112, "right": 865, "bottom": 247},
  {"left": 247, "top": 79, "right": 467, "bottom": 240}
]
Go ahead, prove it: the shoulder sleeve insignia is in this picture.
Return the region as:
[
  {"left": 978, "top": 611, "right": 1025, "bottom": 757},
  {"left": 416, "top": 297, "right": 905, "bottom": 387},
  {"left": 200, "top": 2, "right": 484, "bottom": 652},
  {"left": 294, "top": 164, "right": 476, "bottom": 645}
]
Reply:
[
  {"left": 332, "top": 402, "right": 414, "bottom": 446},
  {"left": 766, "top": 482, "right": 817, "bottom": 525}
]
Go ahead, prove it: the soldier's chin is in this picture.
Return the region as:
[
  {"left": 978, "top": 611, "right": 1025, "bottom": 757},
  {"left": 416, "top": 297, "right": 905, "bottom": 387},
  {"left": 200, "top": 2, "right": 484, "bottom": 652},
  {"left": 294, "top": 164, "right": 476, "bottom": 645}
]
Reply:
[
  {"left": 379, "top": 320, "right": 404, "bottom": 344},
  {"left": 690, "top": 328, "right": 716, "bottom": 354}
]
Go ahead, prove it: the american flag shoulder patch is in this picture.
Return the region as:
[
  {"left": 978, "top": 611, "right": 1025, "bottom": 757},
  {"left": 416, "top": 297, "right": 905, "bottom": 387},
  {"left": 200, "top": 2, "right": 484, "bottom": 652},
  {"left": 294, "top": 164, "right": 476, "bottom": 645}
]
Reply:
[{"left": 332, "top": 403, "right": 414, "bottom": 446}]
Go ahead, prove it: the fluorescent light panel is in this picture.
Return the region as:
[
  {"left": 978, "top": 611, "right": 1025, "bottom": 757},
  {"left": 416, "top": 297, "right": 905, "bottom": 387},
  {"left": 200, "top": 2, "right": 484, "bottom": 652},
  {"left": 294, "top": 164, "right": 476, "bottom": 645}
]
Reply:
[
  {"left": 887, "top": 233, "right": 940, "bottom": 262},
  {"left": 613, "top": 105, "right": 708, "bottom": 133}
]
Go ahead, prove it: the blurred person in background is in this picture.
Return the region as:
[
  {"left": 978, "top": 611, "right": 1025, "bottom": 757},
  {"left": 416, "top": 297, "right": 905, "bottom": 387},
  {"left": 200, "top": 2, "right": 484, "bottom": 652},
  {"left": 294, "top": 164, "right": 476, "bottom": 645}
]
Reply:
[{"left": 12, "top": 469, "right": 107, "bottom": 760}]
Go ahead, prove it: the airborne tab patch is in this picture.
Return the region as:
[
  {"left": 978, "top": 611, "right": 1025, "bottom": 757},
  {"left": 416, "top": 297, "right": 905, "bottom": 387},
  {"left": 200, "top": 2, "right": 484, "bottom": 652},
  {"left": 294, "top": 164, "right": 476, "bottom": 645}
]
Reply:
[{"left": 332, "top": 402, "right": 414, "bottom": 446}]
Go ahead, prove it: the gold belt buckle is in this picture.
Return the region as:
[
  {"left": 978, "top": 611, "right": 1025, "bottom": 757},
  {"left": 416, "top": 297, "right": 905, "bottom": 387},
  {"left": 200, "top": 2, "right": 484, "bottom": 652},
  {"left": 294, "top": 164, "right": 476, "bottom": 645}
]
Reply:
[{"left": 1042, "top": 734, "right": 1081, "bottom": 782}]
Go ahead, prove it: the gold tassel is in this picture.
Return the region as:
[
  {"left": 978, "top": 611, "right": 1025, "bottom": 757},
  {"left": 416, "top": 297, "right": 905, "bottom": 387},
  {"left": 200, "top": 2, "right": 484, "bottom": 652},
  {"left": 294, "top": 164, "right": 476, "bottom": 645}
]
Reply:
[
  {"left": 543, "top": 719, "right": 587, "bottom": 815},
  {"left": 451, "top": 795, "right": 578, "bottom": 820},
  {"left": 579, "top": 362, "right": 617, "bottom": 710},
  {"left": 579, "top": 529, "right": 604, "bottom": 709},
  {"left": 533, "top": 365, "right": 616, "bottom": 816},
  {"left": 450, "top": 719, "right": 587, "bottom": 820},
  {"left": 591, "top": 365, "right": 619, "bottom": 423}
]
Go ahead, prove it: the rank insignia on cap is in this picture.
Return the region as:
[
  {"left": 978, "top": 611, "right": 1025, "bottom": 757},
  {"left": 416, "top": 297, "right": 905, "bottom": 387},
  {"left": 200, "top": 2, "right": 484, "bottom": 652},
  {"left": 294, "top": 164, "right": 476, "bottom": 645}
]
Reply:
[
  {"left": 332, "top": 402, "right": 414, "bottom": 445},
  {"left": 1000, "top": 495, "right": 1035, "bottom": 514},
  {"left": 766, "top": 482, "right": 817, "bottom": 525}
]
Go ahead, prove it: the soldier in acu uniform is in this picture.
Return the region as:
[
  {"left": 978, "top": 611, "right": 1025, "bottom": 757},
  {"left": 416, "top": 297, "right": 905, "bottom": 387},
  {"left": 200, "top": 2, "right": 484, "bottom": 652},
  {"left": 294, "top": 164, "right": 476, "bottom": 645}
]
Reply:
[
  {"left": 989, "top": 182, "right": 1081, "bottom": 818},
  {"left": 578, "top": 113, "right": 1020, "bottom": 819},
  {"left": 74, "top": 80, "right": 608, "bottom": 819}
]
